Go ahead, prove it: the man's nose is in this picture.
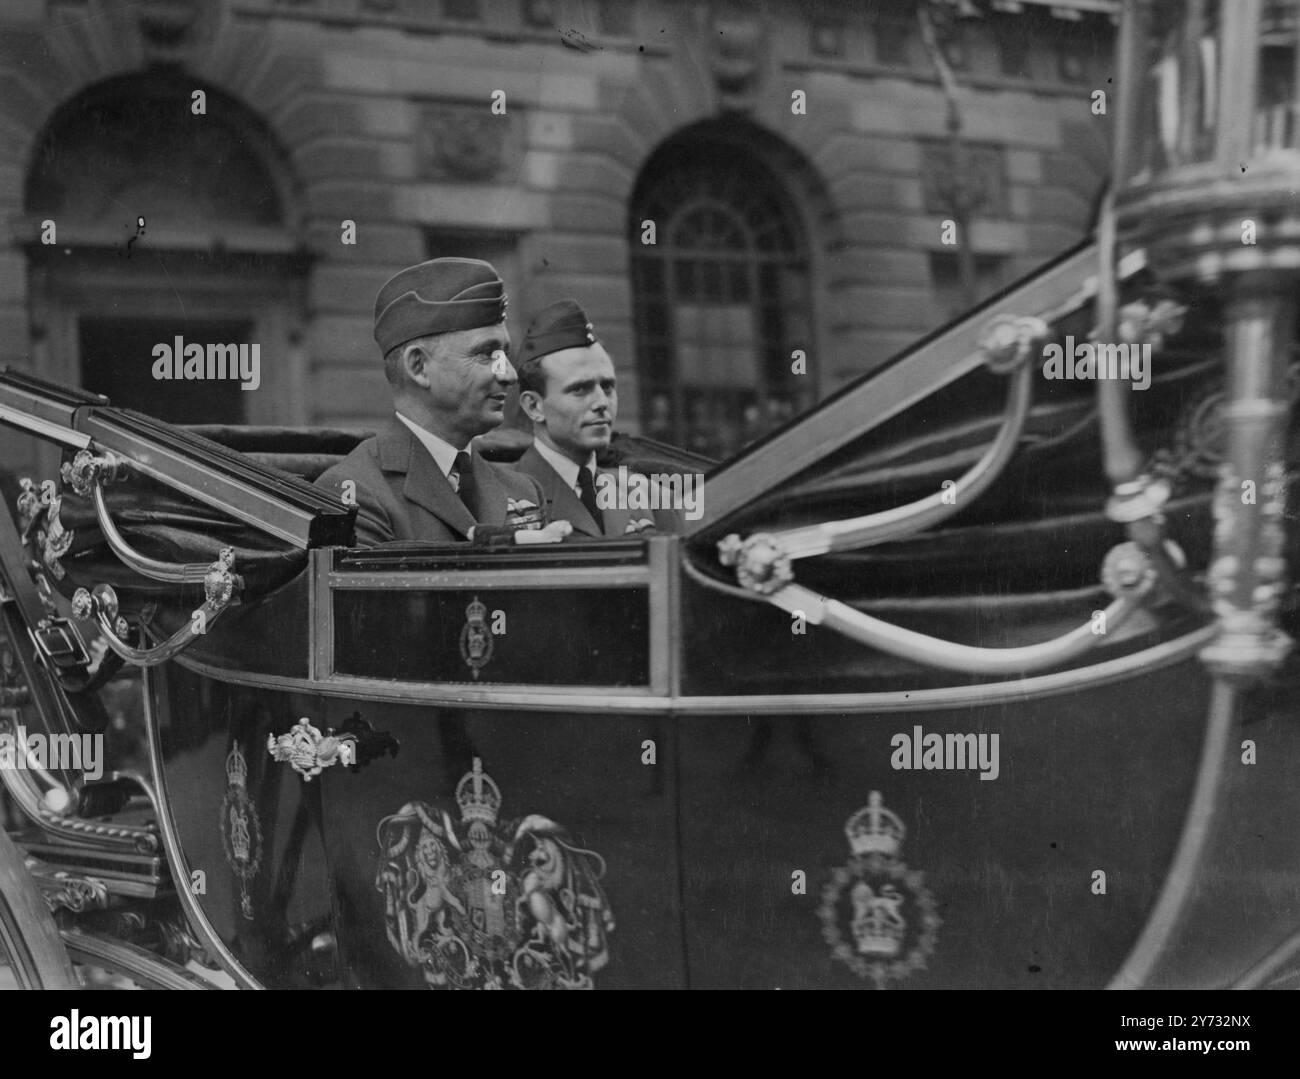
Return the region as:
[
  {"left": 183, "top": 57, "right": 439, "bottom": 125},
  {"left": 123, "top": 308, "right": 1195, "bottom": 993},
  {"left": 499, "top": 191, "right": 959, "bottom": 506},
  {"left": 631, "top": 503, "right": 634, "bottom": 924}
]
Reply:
[{"left": 490, "top": 351, "right": 517, "bottom": 384}]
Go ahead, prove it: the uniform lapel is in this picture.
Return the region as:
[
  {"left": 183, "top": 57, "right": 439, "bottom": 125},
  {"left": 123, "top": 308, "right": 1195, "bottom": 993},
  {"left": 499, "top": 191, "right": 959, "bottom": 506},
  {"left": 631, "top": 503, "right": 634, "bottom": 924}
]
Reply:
[
  {"left": 380, "top": 421, "right": 476, "bottom": 539},
  {"left": 468, "top": 449, "right": 511, "bottom": 526},
  {"left": 597, "top": 467, "right": 635, "bottom": 537},
  {"left": 598, "top": 469, "right": 681, "bottom": 535},
  {"left": 518, "top": 445, "right": 602, "bottom": 536}
]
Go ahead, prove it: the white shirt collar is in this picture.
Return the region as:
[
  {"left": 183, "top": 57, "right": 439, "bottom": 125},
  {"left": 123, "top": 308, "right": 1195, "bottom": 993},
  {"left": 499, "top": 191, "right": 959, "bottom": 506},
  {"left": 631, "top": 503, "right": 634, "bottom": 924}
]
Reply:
[
  {"left": 533, "top": 438, "right": 595, "bottom": 494},
  {"left": 395, "top": 411, "right": 465, "bottom": 479}
]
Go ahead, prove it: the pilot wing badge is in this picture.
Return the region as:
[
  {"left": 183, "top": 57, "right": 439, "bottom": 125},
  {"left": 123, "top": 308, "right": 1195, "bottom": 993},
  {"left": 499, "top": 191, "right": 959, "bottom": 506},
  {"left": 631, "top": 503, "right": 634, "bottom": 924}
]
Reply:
[
  {"left": 818, "top": 791, "right": 940, "bottom": 989},
  {"left": 375, "top": 758, "right": 615, "bottom": 990}
]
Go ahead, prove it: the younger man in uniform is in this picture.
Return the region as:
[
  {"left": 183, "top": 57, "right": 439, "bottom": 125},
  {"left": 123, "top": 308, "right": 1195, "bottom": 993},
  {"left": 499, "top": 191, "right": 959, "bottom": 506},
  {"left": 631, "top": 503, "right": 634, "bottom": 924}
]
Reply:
[{"left": 513, "top": 300, "right": 685, "bottom": 537}]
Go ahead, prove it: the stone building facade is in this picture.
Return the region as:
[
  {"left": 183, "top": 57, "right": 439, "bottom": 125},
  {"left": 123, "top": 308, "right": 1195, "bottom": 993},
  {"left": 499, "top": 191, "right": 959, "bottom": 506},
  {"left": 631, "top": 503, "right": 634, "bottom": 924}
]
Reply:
[{"left": 0, "top": 0, "right": 1116, "bottom": 474}]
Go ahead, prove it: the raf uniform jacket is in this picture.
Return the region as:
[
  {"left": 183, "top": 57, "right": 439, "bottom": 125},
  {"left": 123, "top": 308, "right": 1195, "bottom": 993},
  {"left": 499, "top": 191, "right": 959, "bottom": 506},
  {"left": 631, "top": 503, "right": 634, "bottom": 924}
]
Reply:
[
  {"left": 317, "top": 420, "right": 548, "bottom": 546},
  {"left": 513, "top": 443, "right": 685, "bottom": 538}
]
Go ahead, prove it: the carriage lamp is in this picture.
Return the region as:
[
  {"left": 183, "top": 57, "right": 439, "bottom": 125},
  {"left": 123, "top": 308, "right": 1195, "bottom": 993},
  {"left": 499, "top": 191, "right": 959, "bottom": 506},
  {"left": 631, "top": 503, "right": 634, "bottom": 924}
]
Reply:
[{"left": 1114, "top": 0, "right": 1300, "bottom": 680}]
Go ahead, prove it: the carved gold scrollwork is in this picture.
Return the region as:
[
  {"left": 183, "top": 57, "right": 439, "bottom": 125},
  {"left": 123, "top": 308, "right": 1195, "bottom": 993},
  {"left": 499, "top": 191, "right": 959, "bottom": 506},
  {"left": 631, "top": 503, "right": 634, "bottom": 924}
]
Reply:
[
  {"left": 203, "top": 548, "right": 237, "bottom": 606},
  {"left": 267, "top": 718, "right": 357, "bottom": 782},
  {"left": 267, "top": 713, "right": 397, "bottom": 782},
  {"left": 29, "top": 864, "right": 111, "bottom": 914},
  {"left": 17, "top": 477, "right": 73, "bottom": 580},
  {"left": 60, "top": 450, "right": 128, "bottom": 499},
  {"left": 16, "top": 478, "right": 41, "bottom": 531},
  {"left": 976, "top": 315, "right": 1049, "bottom": 374},
  {"left": 717, "top": 532, "right": 794, "bottom": 595}
]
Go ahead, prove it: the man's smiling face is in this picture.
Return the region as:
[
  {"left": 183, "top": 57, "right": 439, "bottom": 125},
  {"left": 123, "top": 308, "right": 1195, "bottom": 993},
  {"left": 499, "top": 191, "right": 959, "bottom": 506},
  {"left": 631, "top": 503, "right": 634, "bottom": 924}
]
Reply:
[
  {"left": 414, "top": 323, "right": 516, "bottom": 445},
  {"left": 521, "top": 343, "right": 618, "bottom": 462}
]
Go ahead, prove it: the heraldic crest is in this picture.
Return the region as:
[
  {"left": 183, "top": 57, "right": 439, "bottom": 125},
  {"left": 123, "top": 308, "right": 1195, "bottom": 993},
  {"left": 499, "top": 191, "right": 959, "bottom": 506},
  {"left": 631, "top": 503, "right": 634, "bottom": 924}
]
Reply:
[
  {"left": 219, "top": 740, "right": 262, "bottom": 921},
  {"left": 375, "top": 758, "right": 615, "bottom": 989},
  {"left": 818, "top": 791, "right": 940, "bottom": 989},
  {"left": 459, "top": 596, "right": 493, "bottom": 679}
]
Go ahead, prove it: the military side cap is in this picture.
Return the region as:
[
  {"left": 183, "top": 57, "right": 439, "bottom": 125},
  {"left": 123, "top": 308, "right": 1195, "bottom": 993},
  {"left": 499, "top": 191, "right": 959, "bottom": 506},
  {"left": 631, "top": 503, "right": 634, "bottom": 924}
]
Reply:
[
  {"left": 518, "top": 298, "right": 598, "bottom": 367},
  {"left": 374, "top": 257, "right": 508, "bottom": 353}
]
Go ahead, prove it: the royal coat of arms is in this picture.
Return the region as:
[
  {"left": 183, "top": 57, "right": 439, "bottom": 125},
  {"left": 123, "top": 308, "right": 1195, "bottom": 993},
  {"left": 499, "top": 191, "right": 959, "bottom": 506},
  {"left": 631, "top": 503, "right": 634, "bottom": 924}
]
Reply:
[
  {"left": 375, "top": 758, "right": 615, "bottom": 990},
  {"left": 819, "top": 791, "right": 940, "bottom": 988}
]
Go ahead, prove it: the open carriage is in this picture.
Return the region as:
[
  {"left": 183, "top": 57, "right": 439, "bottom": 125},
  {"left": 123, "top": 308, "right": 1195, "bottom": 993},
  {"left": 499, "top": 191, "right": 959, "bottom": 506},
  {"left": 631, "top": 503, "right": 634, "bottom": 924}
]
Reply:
[
  {"left": 1, "top": 228, "right": 1297, "bottom": 991},
  {"left": 4, "top": 0, "right": 1300, "bottom": 991}
]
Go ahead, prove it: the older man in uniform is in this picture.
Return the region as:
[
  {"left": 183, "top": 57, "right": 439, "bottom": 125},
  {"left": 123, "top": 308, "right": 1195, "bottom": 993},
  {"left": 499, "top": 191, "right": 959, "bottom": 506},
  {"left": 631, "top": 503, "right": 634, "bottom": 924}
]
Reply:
[
  {"left": 513, "top": 299, "right": 685, "bottom": 537},
  {"left": 317, "top": 258, "right": 560, "bottom": 546}
]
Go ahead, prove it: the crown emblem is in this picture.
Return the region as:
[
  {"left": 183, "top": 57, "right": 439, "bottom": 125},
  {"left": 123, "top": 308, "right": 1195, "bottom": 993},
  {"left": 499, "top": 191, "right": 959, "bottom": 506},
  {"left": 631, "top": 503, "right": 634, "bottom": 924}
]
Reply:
[
  {"left": 219, "top": 740, "right": 262, "bottom": 921},
  {"left": 455, "top": 757, "right": 502, "bottom": 826},
  {"left": 820, "top": 791, "right": 940, "bottom": 988},
  {"left": 460, "top": 596, "right": 494, "bottom": 677},
  {"left": 850, "top": 881, "right": 906, "bottom": 957},
  {"left": 845, "top": 791, "right": 905, "bottom": 857},
  {"left": 225, "top": 742, "right": 248, "bottom": 790}
]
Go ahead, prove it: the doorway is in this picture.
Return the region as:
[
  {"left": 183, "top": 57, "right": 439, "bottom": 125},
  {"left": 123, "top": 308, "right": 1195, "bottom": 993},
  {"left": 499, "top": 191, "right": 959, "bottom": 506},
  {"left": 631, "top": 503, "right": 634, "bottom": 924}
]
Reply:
[{"left": 79, "top": 317, "right": 254, "bottom": 425}]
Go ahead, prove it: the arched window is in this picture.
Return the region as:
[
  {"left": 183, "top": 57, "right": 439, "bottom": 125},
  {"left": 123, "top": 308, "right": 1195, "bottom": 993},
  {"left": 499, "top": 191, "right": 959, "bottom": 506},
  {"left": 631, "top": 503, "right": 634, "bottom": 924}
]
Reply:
[
  {"left": 23, "top": 74, "right": 304, "bottom": 427},
  {"left": 630, "top": 138, "right": 814, "bottom": 459},
  {"left": 25, "top": 84, "right": 285, "bottom": 228}
]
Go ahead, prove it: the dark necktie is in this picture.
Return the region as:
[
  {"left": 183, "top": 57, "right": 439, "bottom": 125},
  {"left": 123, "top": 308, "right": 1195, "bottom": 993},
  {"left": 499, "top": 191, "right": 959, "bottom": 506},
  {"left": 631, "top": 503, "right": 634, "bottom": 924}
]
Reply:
[
  {"left": 452, "top": 451, "right": 478, "bottom": 519},
  {"left": 576, "top": 466, "right": 603, "bottom": 534}
]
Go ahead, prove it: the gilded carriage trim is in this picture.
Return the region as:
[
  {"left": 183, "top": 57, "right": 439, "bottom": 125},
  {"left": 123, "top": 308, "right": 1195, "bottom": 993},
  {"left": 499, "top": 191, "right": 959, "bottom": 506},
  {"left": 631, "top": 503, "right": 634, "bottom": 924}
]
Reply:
[
  {"left": 170, "top": 621, "right": 1219, "bottom": 713},
  {"left": 31, "top": 866, "right": 111, "bottom": 914},
  {"left": 819, "top": 792, "right": 940, "bottom": 989},
  {"left": 219, "top": 741, "right": 262, "bottom": 920},
  {"left": 17, "top": 477, "right": 73, "bottom": 580},
  {"left": 458, "top": 596, "right": 494, "bottom": 679},
  {"left": 375, "top": 757, "right": 615, "bottom": 990},
  {"left": 267, "top": 717, "right": 357, "bottom": 781}
]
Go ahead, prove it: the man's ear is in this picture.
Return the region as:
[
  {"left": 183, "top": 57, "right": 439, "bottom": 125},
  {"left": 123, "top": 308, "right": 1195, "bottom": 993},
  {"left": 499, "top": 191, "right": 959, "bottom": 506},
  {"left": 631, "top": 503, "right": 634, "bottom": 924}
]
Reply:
[
  {"left": 402, "top": 343, "right": 432, "bottom": 388},
  {"left": 519, "top": 389, "right": 546, "bottom": 425}
]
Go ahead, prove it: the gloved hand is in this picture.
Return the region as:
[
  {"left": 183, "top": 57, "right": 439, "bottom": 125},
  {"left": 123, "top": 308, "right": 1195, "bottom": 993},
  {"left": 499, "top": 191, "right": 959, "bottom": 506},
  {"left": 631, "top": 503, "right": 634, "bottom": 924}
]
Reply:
[{"left": 469, "top": 520, "right": 573, "bottom": 546}]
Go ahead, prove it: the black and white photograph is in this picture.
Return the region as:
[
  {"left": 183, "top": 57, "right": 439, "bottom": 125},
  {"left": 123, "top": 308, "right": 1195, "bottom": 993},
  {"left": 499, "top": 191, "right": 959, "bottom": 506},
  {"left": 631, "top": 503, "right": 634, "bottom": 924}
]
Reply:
[{"left": 0, "top": 0, "right": 1293, "bottom": 1042}]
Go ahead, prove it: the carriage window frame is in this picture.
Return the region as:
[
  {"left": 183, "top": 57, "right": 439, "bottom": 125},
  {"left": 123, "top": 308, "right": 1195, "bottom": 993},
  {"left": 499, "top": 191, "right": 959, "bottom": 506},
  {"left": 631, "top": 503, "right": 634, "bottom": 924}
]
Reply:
[{"left": 308, "top": 537, "right": 678, "bottom": 702}]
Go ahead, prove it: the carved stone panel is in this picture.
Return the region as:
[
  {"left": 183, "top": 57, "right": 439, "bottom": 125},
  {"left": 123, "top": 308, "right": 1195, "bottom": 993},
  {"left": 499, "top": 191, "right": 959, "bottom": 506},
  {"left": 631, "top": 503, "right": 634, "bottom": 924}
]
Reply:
[
  {"left": 919, "top": 140, "right": 1008, "bottom": 217},
  {"left": 417, "top": 103, "right": 518, "bottom": 183},
  {"left": 709, "top": 2, "right": 768, "bottom": 110},
  {"left": 135, "top": 0, "right": 226, "bottom": 56}
]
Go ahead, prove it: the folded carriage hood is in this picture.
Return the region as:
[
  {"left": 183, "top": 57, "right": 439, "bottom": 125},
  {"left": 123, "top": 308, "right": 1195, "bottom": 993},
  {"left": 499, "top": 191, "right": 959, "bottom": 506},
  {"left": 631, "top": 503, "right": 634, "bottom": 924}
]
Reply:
[{"left": 0, "top": 370, "right": 355, "bottom": 547}]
